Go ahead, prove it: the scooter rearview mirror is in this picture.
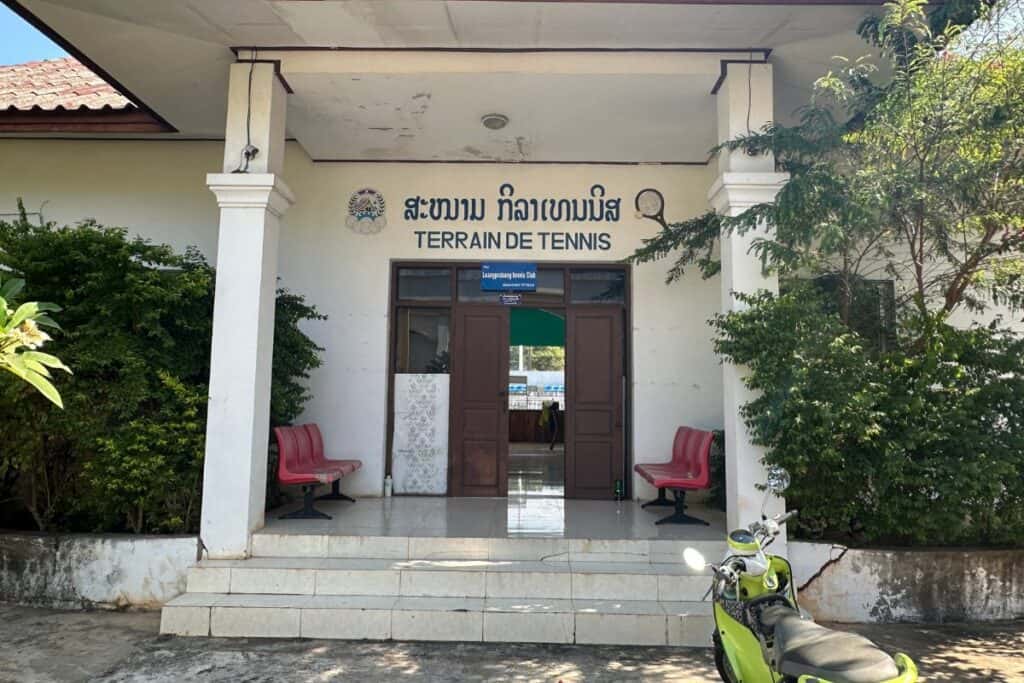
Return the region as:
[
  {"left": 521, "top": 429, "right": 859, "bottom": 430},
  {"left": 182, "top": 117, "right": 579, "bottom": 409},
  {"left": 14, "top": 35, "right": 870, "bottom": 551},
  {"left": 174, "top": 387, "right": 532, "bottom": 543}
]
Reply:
[
  {"left": 683, "top": 547, "right": 707, "bottom": 573},
  {"left": 766, "top": 466, "right": 791, "bottom": 495},
  {"left": 761, "top": 465, "right": 792, "bottom": 519}
]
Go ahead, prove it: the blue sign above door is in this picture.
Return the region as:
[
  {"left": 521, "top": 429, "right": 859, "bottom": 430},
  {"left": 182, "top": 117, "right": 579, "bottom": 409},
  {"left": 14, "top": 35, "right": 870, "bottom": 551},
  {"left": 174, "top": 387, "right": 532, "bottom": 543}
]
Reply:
[{"left": 481, "top": 262, "right": 537, "bottom": 292}]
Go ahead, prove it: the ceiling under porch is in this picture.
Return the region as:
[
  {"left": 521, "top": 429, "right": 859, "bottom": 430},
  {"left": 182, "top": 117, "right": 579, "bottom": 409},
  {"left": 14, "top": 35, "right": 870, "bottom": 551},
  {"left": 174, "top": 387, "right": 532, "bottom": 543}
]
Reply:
[{"left": 12, "top": 0, "right": 885, "bottom": 163}]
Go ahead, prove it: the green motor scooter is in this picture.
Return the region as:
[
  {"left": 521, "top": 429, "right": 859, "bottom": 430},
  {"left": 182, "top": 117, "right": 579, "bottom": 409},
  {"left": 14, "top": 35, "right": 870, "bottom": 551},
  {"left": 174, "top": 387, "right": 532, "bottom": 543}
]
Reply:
[{"left": 683, "top": 468, "right": 918, "bottom": 683}]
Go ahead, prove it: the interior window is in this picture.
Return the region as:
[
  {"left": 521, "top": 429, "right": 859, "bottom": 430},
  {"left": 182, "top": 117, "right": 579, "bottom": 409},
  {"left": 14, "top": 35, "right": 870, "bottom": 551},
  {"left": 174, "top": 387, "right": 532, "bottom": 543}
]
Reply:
[
  {"left": 521, "top": 268, "right": 565, "bottom": 305},
  {"left": 457, "top": 268, "right": 501, "bottom": 302},
  {"left": 570, "top": 269, "right": 626, "bottom": 304},
  {"left": 397, "top": 268, "right": 451, "bottom": 302},
  {"left": 395, "top": 308, "right": 450, "bottom": 373}
]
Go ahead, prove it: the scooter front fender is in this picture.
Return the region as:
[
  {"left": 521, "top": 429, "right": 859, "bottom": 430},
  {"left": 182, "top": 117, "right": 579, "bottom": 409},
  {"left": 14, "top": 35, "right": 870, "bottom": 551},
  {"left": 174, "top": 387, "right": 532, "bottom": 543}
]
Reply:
[
  {"left": 795, "top": 653, "right": 918, "bottom": 683},
  {"left": 714, "top": 602, "right": 779, "bottom": 682}
]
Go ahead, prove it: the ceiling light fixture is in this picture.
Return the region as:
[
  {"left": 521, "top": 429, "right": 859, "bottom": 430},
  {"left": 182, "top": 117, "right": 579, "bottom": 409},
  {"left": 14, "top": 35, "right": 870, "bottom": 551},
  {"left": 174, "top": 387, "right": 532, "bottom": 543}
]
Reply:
[{"left": 481, "top": 113, "right": 509, "bottom": 130}]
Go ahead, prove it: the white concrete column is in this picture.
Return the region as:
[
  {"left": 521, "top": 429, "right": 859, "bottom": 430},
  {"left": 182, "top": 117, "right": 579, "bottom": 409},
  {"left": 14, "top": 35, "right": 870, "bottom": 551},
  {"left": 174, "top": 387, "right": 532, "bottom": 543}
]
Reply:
[
  {"left": 710, "top": 62, "right": 790, "bottom": 535},
  {"left": 200, "top": 62, "right": 290, "bottom": 559},
  {"left": 222, "top": 62, "right": 287, "bottom": 175}
]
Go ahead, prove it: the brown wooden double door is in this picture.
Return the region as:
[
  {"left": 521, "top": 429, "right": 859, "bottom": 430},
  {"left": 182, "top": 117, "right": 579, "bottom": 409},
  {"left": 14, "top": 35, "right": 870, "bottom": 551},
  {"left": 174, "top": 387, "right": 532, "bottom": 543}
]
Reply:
[
  {"left": 565, "top": 306, "right": 625, "bottom": 499},
  {"left": 449, "top": 305, "right": 624, "bottom": 499},
  {"left": 450, "top": 306, "right": 510, "bottom": 497}
]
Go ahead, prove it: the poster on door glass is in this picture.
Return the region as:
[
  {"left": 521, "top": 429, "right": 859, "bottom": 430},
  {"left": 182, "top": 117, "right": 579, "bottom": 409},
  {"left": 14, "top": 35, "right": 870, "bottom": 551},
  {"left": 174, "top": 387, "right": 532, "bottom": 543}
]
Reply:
[{"left": 392, "top": 373, "right": 450, "bottom": 494}]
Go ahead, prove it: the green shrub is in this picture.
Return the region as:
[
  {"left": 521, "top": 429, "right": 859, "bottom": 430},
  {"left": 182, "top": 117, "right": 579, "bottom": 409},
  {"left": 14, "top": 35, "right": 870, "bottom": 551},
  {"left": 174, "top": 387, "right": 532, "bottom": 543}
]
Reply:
[
  {"left": 0, "top": 208, "right": 324, "bottom": 533},
  {"left": 713, "top": 289, "right": 1024, "bottom": 547},
  {"left": 272, "top": 290, "right": 325, "bottom": 427},
  {"left": 88, "top": 372, "right": 206, "bottom": 533}
]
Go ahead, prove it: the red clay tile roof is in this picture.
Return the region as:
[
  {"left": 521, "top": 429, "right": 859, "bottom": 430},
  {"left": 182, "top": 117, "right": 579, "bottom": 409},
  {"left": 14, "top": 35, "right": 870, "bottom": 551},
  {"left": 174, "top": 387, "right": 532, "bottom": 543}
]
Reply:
[{"left": 0, "top": 56, "right": 134, "bottom": 112}]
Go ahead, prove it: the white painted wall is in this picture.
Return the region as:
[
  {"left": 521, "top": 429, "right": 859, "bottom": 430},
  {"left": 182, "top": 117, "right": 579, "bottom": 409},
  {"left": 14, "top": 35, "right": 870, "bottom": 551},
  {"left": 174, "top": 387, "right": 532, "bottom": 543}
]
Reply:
[
  {"left": 279, "top": 151, "right": 722, "bottom": 500},
  {"left": 0, "top": 139, "right": 722, "bottom": 501},
  {"left": 0, "top": 139, "right": 222, "bottom": 257},
  {"left": 0, "top": 533, "right": 197, "bottom": 608},
  {"left": 3, "top": 138, "right": 1019, "bottom": 509},
  {"left": 790, "top": 541, "right": 1024, "bottom": 623}
]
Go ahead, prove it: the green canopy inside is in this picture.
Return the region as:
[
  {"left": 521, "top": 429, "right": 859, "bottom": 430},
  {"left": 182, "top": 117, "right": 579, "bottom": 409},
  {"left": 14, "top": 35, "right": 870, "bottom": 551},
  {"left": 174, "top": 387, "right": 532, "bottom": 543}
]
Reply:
[{"left": 510, "top": 308, "right": 565, "bottom": 347}]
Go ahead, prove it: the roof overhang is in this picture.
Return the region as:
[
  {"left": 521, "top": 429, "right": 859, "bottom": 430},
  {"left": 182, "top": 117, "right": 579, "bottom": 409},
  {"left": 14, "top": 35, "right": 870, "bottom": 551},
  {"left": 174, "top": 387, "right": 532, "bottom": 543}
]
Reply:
[
  {"left": 2, "top": 0, "right": 890, "bottom": 161},
  {"left": 0, "top": 105, "right": 168, "bottom": 133}
]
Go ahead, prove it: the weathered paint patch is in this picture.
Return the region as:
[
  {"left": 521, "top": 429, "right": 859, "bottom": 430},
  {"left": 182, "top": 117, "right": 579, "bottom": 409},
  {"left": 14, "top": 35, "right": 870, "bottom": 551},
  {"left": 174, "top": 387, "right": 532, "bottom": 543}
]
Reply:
[
  {"left": 791, "top": 541, "right": 1024, "bottom": 623},
  {"left": 0, "top": 533, "right": 197, "bottom": 609}
]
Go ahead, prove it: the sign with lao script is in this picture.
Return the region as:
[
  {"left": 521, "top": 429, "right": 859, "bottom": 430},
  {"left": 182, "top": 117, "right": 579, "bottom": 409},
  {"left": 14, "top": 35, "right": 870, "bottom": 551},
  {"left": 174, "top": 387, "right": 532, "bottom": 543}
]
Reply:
[{"left": 405, "top": 183, "right": 622, "bottom": 252}]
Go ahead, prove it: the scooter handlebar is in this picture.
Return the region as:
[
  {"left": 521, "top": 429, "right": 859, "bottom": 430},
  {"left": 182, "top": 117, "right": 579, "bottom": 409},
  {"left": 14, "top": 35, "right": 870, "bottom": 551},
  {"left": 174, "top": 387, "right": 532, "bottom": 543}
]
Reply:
[
  {"left": 750, "top": 510, "right": 798, "bottom": 538},
  {"left": 777, "top": 509, "right": 799, "bottom": 525}
]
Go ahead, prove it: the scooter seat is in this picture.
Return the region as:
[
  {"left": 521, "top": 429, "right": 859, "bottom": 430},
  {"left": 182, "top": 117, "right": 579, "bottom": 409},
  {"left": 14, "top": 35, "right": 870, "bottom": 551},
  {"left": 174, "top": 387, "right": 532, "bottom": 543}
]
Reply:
[{"left": 764, "top": 606, "right": 899, "bottom": 683}]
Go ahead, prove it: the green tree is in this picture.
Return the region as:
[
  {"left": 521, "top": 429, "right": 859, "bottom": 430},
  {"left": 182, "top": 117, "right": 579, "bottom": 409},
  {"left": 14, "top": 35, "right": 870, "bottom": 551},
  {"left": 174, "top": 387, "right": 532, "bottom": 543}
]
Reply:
[
  {"left": 713, "top": 289, "right": 1024, "bottom": 545},
  {"left": 630, "top": 0, "right": 1024, "bottom": 545},
  {"left": 631, "top": 0, "right": 1024, "bottom": 324},
  {"left": 529, "top": 346, "right": 565, "bottom": 371},
  {"left": 0, "top": 207, "right": 324, "bottom": 533}
]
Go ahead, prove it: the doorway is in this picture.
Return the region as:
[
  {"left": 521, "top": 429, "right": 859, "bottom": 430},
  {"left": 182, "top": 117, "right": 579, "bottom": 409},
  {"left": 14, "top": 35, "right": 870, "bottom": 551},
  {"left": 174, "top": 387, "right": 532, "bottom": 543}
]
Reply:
[
  {"left": 508, "top": 307, "right": 566, "bottom": 498},
  {"left": 388, "top": 263, "right": 629, "bottom": 500}
]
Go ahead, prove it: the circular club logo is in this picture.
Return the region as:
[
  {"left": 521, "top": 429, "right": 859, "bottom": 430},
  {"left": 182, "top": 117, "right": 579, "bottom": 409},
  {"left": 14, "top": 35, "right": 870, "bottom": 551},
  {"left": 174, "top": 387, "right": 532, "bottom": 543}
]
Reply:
[{"left": 346, "top": 188, "right": 386, "bottom": 234}]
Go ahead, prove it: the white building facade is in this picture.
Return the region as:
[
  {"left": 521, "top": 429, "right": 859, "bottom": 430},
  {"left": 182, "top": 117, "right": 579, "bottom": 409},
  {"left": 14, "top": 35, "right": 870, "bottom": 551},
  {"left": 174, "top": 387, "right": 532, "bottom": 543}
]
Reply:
[{"left": 0, "top": 1, "right": 902, "bottom": 563}]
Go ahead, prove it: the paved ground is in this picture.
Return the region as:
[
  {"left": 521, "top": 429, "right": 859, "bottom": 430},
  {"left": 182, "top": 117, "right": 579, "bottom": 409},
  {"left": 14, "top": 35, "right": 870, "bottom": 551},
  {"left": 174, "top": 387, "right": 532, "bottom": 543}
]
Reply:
[{"left": 0, "top": 605, "right": 1021, "bottom": 682}]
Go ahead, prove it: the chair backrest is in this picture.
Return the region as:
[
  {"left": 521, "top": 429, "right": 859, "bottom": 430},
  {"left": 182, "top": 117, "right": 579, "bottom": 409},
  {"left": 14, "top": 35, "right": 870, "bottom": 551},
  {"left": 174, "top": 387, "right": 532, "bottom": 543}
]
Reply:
[
  {"left": 274, "top": 426, "right": 300, "bottom": 477},
  {"left": 303, "top": 424, "right": 325, "bottom": 465},
  {"left": 293, "top": 425, "right": 316, "bottom": 467},
  {"left": 671, "top": 426, "right": 714, "bottom": 486}
]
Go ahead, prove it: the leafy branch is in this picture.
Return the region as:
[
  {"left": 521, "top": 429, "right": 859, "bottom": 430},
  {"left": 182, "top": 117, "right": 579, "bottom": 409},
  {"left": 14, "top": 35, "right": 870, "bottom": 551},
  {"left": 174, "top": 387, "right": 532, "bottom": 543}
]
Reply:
[
  {"left": 630, "top": 0, "right": 1024, "bottom": 326},
  {"left": 0, "top": 276, "right": 70, "bottom": 408}
]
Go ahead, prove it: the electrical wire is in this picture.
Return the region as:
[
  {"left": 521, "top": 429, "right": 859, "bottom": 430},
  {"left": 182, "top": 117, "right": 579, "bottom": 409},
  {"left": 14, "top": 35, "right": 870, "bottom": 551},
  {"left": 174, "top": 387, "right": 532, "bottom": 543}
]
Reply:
[
  {"left": 233, "top": 47, "right": 259, "bottom": 173},
  {"left": 746, "top": 48, "right": 754, "bottom": 135}
]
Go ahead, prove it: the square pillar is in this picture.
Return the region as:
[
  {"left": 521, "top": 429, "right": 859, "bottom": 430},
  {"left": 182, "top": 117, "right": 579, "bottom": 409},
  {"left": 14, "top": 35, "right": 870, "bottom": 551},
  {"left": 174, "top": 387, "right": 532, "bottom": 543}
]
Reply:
[
  {"left": 711, "top": 62, "right": 790, "bottom": 537},
  {"left": 710, "top": 173, "right": 787, "bottom": 535},
  {"left": 222, "top": 61, "right": 288, "bottom": 175},
  {"left": 200, "top": 61, "right": 290, "bottom": 558}
]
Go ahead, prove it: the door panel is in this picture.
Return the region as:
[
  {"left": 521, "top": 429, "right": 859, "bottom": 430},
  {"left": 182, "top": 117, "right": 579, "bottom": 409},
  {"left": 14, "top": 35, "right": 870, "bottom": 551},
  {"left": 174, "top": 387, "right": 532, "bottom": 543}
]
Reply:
[
  {"left": 451, "top": 307, "right": 509, "bottom": 496},
  {"left": 574, "top": 442, "right": 613, "bottom": 489},
  {"left": 566, "top": 307, "right": 624, "bottom": 499}
]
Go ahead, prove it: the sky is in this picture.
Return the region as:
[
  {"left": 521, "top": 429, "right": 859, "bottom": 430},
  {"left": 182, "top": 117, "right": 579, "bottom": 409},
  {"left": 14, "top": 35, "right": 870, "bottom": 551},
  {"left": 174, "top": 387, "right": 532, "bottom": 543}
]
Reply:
[{"left": 0, "top": 4, "right": 67, "bottom": 66}]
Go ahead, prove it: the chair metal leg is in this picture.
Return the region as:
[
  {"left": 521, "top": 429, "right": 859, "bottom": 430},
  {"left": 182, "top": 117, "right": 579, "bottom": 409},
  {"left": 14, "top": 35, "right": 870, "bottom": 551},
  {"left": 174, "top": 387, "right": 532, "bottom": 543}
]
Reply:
[
  {"left": 641, "top": 487, "right": 675, "bottom": 508},
  {"left": 655, "top": 490, "right": 709, "bottom": 526},
  {"left": 280, "top": 485, "right": 332, "bottom": 519},
  {"left": 317, "top": 479, "right": 356, "bottom": 502}
]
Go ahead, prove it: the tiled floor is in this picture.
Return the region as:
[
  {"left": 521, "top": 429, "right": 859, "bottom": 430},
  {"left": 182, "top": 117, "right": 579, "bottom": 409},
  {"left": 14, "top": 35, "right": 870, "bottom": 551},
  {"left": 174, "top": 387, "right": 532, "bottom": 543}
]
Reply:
[
  {"left": 265, "top": 495, "right": 726, "bottom": 541},
  {"left": 508, "top": 442, "right": 564, "bottom": 497}
]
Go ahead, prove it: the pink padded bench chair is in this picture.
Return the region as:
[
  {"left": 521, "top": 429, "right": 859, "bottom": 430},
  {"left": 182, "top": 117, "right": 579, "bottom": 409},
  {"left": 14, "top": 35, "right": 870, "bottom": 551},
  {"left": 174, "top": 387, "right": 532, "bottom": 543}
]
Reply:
[
  {"left": 274, "top": 423, "right": 362, "bottom": 519},
  {"left": 633, "top": 426, "right": 713, "bottom": 525}
]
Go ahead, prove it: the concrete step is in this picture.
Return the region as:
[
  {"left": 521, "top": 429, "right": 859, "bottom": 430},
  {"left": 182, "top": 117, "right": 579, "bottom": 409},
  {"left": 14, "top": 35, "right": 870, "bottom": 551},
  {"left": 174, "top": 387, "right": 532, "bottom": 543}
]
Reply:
[
  {"left": 186, "top": 556, "right": 713, "bottom": 602},
  {"left": 249, "top": 531, "right": 728, "bottom": 564},
  {"left": 160, "top": 592, "right": 715, "bottom": 647}
]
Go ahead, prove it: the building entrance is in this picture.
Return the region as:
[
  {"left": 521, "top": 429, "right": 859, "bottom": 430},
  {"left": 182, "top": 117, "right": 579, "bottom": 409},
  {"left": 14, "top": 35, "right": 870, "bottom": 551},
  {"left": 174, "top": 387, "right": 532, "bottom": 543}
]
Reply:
[
  {"left": 388, "top": 263, "right": 628, "bottom": 500},
  {"left": 507, "top": 307, "right": 566, "bottom": 499}
]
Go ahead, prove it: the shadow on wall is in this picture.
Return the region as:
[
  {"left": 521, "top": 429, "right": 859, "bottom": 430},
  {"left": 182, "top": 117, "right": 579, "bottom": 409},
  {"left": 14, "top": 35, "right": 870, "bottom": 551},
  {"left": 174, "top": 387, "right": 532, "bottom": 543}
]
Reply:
[
  {"left": 830, "top": 621, "right": 1024, "bottom": 683},
  {"left": 792, "top": 544, "right": 1024, "bottom": 624}
]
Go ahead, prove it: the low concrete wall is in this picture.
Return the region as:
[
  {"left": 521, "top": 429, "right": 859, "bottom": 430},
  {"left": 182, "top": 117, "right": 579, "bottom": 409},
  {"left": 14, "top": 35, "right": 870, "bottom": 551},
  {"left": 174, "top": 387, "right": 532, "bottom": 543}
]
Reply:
[
  {"left": 0, "top": 533, "right": 197, "bottom": 609},
  {"left": 790, "top": 541, "right": 1024, "bottom": 623}
]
